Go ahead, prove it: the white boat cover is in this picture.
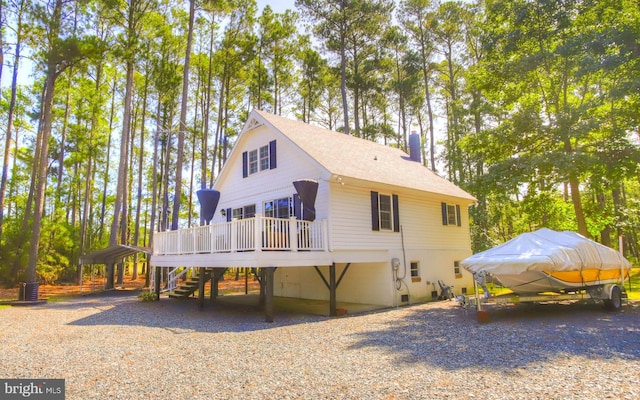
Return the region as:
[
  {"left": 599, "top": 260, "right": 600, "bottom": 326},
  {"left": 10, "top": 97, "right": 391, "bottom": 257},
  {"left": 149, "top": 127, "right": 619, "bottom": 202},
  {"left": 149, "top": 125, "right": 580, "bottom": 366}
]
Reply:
[{"left": 461, "top": 228, "right": 631, "bottom": 275}]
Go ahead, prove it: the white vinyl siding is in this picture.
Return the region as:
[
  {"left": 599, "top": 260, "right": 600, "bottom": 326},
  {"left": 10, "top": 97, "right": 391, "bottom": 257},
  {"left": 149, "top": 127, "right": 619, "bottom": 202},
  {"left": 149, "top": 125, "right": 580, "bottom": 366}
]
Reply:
[
  {"left": 331, "top": 186, "right": 399, "bottom": 250},
  {"left": 329, "top": 185, "right": 471, "bottom": 251}
]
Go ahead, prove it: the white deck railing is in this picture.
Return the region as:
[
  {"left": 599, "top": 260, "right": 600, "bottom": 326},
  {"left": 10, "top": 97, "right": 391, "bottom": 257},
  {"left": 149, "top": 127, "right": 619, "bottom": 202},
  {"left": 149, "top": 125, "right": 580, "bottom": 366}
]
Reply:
[{"left": 153, "top": 214, "right": 328, "bottom": 256}]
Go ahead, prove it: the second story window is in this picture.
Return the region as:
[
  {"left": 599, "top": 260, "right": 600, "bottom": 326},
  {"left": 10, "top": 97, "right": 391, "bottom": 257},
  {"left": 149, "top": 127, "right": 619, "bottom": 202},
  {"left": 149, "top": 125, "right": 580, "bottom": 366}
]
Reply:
[
  {"left": 371, "top": 191, "right": 400, "bottom": 232},
  {"left": 248, "top": 149, "right": 259, "bottom": 175},
  {"left": 379, "top": 194, "right": 393, "bottom": 231},
  {"left": 441, "top": 202, "right": 461, "bottom": 227},
  {"left": 259, "top": 145, "right": 270, "bottom": 170},
  {"left": 243, "top": 140, "right": 277, "bottom": 178}
]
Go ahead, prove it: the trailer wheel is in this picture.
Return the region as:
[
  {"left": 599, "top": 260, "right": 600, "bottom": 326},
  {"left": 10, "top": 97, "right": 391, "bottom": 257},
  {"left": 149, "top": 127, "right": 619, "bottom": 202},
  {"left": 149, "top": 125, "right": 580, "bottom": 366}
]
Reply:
[{"left": 604, "top": 286, "right": 622, "bottom": 311}]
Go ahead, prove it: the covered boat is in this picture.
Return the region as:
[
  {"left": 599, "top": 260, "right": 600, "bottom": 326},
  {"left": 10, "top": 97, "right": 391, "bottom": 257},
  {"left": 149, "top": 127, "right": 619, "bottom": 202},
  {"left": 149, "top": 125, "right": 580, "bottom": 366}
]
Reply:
[{"left": 461, "top": 228, "right": 631, "bottom": 294}]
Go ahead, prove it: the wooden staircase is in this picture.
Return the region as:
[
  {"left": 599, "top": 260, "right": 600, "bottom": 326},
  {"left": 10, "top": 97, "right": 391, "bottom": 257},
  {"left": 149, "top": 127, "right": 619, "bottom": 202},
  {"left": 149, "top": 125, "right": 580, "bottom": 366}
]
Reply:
[{"left": 168, "top": 269, "right": 212, "bottom": 299}]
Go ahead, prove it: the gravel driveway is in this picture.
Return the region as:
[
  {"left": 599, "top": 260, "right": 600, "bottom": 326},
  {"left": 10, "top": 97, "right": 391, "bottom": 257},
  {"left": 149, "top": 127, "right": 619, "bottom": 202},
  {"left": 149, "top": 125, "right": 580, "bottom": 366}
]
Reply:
[{"left": 1, "top": 292, "right": 639, "bottom": 399}]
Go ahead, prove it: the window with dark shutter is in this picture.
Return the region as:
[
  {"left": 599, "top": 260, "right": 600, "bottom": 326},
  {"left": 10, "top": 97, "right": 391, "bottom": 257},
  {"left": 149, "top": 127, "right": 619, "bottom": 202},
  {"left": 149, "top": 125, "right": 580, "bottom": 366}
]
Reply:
[
  {"left": 371, "top": 191, "right": 379, "bottom": 231},
  {"left": 269, "top": 140, "right": 277, "bottom": 169},
  {"left": 441, "top": 202, "right": 462, "bottom": 226},
  {"left": 243, "top": 141, "right": 276, "bottom": 177},
  {"left": 248, "top": 149, "right": 259, "bottom": 174},
  {"left": 242, "top": 152, "right": 248, "bottom": 178},
  {"left": 447, "top": 205, "right": 457, "bottom": 225},
  {"left": 372, "top": 192, "right": 399, "bottom": 232},
  {"left": 392, "top": 194, "right": 400, "bottom": 232},
  {"left": 259, "top": 145, "right": 270, "bottom": 170},
  {"left": 379, "top": 194, "right": 392, "bottom": 230},
  {"left": 441, "top": 202, "right": 448, "bottom": 225}
]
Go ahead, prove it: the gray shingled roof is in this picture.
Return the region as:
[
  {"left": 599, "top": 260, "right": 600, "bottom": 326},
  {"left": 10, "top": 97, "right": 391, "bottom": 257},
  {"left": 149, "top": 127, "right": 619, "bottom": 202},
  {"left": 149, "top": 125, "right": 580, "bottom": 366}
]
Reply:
[{"left": 250, "top": 110, "right": 476, "bottom": 202}]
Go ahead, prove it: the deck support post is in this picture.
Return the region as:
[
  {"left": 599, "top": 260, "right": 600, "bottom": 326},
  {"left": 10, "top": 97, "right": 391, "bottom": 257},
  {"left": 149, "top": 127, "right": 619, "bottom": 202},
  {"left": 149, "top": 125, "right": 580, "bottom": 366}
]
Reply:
[
  {"left": 154, "top": 266, "right": 161, "bottom": 301},
  {"left": 313, "top": 263, "right": 349, "bottom": 317},
  {"left": 210, "top": 274, "right": 215, "bottom": 301},
  {"left": 211, "top": 268, "right": 226, "bottom": 300},
  {"left": 264, "top": 267, "right": 275, "bottom": 323},
  {"left": 198, "top": 267, "right": 206, "bottom": 311},
  {"left": 329, "top": 263, "right": 337, "bottom": 317}
]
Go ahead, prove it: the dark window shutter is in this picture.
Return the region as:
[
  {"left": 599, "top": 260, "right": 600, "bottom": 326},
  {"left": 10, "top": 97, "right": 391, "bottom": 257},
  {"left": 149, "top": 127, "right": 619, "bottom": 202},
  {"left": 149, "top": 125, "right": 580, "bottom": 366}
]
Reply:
[
  {"left": 371, "top": 191, "right": 379, "bottom": 231},
  {"left": 242, "top": 151, "right": 248, "bottom": 178},
  {"left": 226, "top": 208, "right": 232, "bottom": 222},
  {"left": 293, "top": 194, "right": 302, "bottom": 220},
  {"left": 269, "top": 140, "right": 277, "bottom": 169},
  {"left": 441, "top": 202, "right": 448, "bottom": 226},
  {"left": 392, "top": 194, "right": 400, "bottom": 232},
  {"left": 456, "top": 204, "right": 461, "bottom": 227}
]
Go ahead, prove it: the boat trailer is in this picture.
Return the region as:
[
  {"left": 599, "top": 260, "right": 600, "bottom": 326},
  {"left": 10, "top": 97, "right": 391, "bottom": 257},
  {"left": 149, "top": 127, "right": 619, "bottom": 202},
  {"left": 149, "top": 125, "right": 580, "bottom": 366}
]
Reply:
[{"left": 458, "top": 271, "right": 628, "bottom": 323}]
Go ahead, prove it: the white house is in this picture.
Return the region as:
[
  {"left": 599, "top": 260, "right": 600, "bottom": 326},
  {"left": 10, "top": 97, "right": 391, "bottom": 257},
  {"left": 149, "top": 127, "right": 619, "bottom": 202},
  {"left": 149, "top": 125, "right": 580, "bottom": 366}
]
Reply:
[{"left": 151, "top": 109, "right": 476, "bottom": 320}]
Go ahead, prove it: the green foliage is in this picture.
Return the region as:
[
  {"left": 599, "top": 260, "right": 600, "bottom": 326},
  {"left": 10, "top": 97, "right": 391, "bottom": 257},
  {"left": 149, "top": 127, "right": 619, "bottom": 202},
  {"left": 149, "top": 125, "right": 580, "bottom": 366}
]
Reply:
[
  {"left": 138, "top": 290, "right": 157, "bottom": 302},
  {"left": 37, "top": 216, "right": 75, "bottom": 284},
  {"left": 625, "top": 268, "right": 640, "bottom": 301},
  {"left": 0, "top": 0, "right": 638, "bottom": 285}
]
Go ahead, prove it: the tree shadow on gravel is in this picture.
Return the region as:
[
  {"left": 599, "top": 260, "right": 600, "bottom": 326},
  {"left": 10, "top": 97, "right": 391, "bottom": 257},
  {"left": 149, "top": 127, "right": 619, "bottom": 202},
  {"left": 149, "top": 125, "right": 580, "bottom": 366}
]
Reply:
[
  {"left": 64, "top": 292, "right": 329, "bottom": 333},
  {"left": 347, "top": 301, "right": 640, "bottom": 371}
]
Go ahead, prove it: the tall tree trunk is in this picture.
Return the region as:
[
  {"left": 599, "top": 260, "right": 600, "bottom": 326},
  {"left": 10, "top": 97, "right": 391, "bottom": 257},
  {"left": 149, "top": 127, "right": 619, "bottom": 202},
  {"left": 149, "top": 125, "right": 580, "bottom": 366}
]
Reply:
[
  {"left": 420, "top": 52, "right": 436, "bottom": 172},
  {"left": 161, "top": 126, "right": 172, "bottom": 232},
  {"left": 171, "top": 0, "right": 195, "bottom": 231},
  {"left": 0, "top": 0, "right": 4, "bottom": 89},
  {"left": 210, "top": 70, "right": 226, "bottom": 187},
  {"left": 596, "top": 190, "right": 611, "bottom": 247},
  {"left": 56, "top": 76, "right": 72, "bottom": 217},
  {"left": 569, "top": 176, "right": 588, "bottom": 237},
  {"left": 99, "top": 77, "right": 117, "bottom": 242},
  {"left": 201, "top": 22, "right": 215, "bottom": 191},
  {"left": 108, "top": 57, "right": 134, "bottom": 289},
  {"left": 25, "top": 0, "right": 65, "bottom": 283},
  {"left": 0, "top": 2, "right": 24, "bottom": 241},
  {"left": 132, "top": 71, "right": 149, "bottom": 281},
  {"left": 222, "top": 75, "right": 231, "bottom": 165},
  {"left": 79, "top": 152, "right": 93, "bottom": 283},
  {"left": 188, "top": 79, "right": 200, "bottom": 227},
  {"left": 27, "top": 72, "right": 59, "bottom": 281},
  {"left": 337, "top": 1, "right": 350, "bottom": 135},
  {"left": 146, "top": 99, "right": 162, "bottom": 288}
]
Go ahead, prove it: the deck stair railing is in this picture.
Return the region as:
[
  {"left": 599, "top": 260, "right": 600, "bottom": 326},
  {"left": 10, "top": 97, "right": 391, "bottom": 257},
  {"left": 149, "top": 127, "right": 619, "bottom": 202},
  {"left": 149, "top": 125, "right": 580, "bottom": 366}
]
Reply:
[
  {"left": 149, "top": 266, "right": 196, "bottom": 294},
  {"left": 153, "top": 214, "right": 327, "bottom": 256},
  {"left": 167, "top": 267, "right": 194, "bottom": 293}
]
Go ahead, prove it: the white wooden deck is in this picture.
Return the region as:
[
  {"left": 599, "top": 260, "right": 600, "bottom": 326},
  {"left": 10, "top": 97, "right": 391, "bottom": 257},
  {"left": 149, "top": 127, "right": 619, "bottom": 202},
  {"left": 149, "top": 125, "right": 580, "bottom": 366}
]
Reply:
[{"left": 151, "top": 215, "right": 334, "bottom": 268}]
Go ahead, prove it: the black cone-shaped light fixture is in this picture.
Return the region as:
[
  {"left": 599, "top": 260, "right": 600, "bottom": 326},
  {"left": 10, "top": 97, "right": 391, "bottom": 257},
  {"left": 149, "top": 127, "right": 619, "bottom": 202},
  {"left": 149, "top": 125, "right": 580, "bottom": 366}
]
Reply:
[
  {"left": 196, "top": 189, "right": 221, "bottom": 225},
  {"left": 293, "top": 179, "right": 318, "bottom": 221}
]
